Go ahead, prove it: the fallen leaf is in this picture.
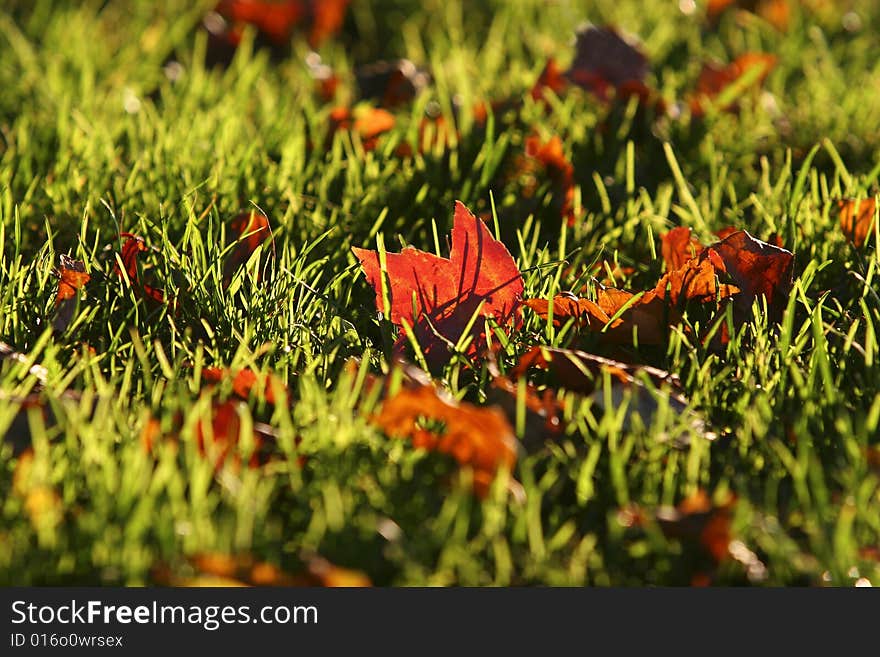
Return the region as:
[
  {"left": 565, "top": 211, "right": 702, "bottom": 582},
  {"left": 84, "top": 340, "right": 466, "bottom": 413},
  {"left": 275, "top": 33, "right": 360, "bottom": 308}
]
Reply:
[
  {"left": 566, "top": 25, "right": 649, "bottom": 102},
  {"left": 838, "top": 198, "right": 877, "bottom": 248},
  {"left": 690, "top": 53, "right": 776, "bottom": 117},
  {"left": 352, "top": 201, "right": 523, "bottom": 362},
  {"left": 661, "top": 226, "right": 703, "bottom": 272},
  {"left": 708, "top": 229, "right": 794, "bottom": 318},
  {"left": 153, "top": 552, "right": 370, "bottom": 587},
  {"left": 308, "top": 0, "right": 349, "bottom": 46},
  {"left": 522, "top": 134, "right": 579, "bottom": 225},
  {"left": 707, "top": 0, "right": 791, "bottom": 31},
  {"left": 510, "top": 345, "right": 679, "bottom": 395},
  {"left": 222, "top": 210, "right": 274, "bottom": 288},
  {"left": 214, "top": 0, "right": 305, "bottom": 45},
  {"left": 356, "top": 59, "right": 431, "bottom": 108},
  {"left": 194, "top": 399, "right": 271, "bottom": 471},
  {"left": 329, "top": 106, "right": 396, "bottom": 151},
  {"left": 114, "top": 234, "right": 165, "bottom": 305},
  {"left": 52, "top": 255, "right": 91, "bottom": 333},
  {"left": 530, "top": 58, "right": 568, "bottom": 101},
  {"left": 656, "top": 490, "right": 736, "bottom": 563},
  {"left": 525, "top": 287, "right": 674, "bottom": 345},
  {"left": 370, "top": 384, "right": 518, "bottom": 497},
  {"left": 201, "top": 366, "right": 288, "bottom": 405},
  {"left": 510, "top": 346, "right": 710, "bottom": 443}
]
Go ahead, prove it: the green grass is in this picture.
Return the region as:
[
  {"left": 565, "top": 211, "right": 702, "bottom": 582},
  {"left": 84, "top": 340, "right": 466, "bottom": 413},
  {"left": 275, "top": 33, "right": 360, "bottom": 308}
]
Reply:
[{"left": 1, "top": 0, "right": 879, "bottom": 586}]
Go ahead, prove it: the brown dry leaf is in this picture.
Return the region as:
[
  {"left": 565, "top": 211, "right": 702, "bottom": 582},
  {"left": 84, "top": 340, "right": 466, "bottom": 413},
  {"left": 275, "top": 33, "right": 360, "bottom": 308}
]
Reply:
[
  {"left": 708, "top": 229, "right": 794, "bottom": 319},
  {"left": 527, "top": 238, "right": 751, "bottom": 346},
  {"left": 651, "top": 250, "right": 739, "bottom": 306},
  {"left": 661, "top": 227, "right": 704, "bottom": 272},
  {"left": 370, "top": 384, "right": 518, "bottom": 497},
  {"left": 838, "top": 198, "right": 877, "bottom": 248},
  {"left": 656, "top": 489, "right": 736, "bottom": 564},
  {"left": 222, "top": 210, "right": 274, "bottom": 288},
  {"left": 510, "top": 345, "right": 679, "bottom": 395}
]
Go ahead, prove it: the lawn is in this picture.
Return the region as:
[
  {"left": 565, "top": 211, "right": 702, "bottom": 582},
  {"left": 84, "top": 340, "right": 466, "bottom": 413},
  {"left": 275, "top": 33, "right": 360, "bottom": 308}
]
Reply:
[{"left": 1, "top": 0, "right": 878, "bottom": 586}]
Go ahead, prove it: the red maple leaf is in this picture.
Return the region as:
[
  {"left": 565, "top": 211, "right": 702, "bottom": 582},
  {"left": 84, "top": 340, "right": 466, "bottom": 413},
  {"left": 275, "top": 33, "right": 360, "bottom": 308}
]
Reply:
[{"left": 352, "top": 201, "right": 523, "bottom": 362}]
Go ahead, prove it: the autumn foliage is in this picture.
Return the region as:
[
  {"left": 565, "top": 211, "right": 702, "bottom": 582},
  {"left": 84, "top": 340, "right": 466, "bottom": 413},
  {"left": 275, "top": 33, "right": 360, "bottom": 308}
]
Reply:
[
  {"left": 352, "top": 201, "right": 523, "bottom": 362},
  {"left": 369, "top": 383, "right": 518, "bottom": 496}
]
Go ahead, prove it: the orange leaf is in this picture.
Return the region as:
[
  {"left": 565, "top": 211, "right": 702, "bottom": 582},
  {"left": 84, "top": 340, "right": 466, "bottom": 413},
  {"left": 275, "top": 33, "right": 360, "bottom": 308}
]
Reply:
[
  {"left": 55, "top": 255, "right": 90, "bottom": 305},
  {"left": 530, "top": 58, "right": 568, "bottom": 101},
  {"left": 707, "top": 0, "right": 791, "bottom": 32},
  {"left": 215, "top": 0, "right": 305, "bottom": 45},
  {"left": 329, "top": 106, "right": 395, "bottom": 151},
  {"left": 222, "top": 210, "right": 274, "bottom": 288},
  {"left": 523, "top": 134, "right": 580, "bottom": 225},
  {"left": 371, "top": 384, "right": 518, "bottom": 497},
  {"left": 52, "top": 255, "right": 91, "bottom": 334},
  {"left": 661, "top": 226, "right": 703, "bottom": 272},
  {"left": 657, "top": 490, "right": 736, "bottom": 564},
  {"left": 691, "top": 52, "right": 776, "bottom": 116},
  {"left": 526, "top": 288, "right": 672, "bottom": 345},
  {"left": 352, "top": 201, "right": 523, "bottom": 362},
  {"left": 202, "top": 366, "right": 288, "bottom": 405},
  {"left": 114, "top": 235, "right": 165, "bottom": 305},
  {"left": 155, "top": 552, "right": 370, "bottom": 587},
  {"left": 838, "top": 198, "right": 877, "bottom": 248},
  {"left": 195, "top": 400, "right": 268, "bottom": 471},
  {"left": 308, "top": 0, "right": 350, "bottom": 47}
]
